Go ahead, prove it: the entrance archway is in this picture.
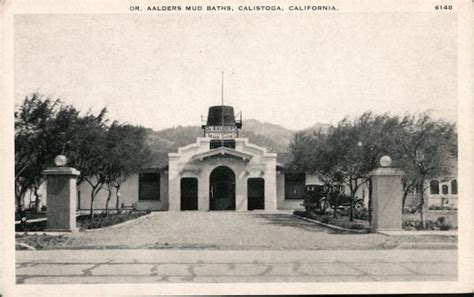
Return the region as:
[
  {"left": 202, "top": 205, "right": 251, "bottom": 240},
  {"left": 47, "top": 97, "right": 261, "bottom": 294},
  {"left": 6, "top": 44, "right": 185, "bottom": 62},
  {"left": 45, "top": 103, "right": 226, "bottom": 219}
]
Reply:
[{"left": 209, "top": 166, "right": 236, "bottom": 210}]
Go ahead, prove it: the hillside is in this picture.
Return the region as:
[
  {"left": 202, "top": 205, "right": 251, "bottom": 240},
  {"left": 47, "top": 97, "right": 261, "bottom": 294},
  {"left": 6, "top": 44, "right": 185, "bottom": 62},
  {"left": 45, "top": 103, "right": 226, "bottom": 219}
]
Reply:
[
  {"left": 241, "top": 119, "right": 294, "bottom": 149},
  {"left": 145, "top": 119, "right": 330, "bottom": 167}
]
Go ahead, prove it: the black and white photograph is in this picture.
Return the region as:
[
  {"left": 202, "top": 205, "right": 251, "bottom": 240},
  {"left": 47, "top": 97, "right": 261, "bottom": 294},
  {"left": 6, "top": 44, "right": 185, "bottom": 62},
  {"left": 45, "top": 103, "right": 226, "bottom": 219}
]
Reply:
[{"left": 1, "top": 0, "right": 472, "bottom": 296}]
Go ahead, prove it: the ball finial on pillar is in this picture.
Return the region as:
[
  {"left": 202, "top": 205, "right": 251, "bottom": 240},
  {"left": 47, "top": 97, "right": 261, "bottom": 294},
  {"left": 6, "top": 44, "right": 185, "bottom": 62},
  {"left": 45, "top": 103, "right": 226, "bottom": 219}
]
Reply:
[
  {"left": 54, "top": 154, "right": 67, "bottom": 167},
  {"left": 380, "top": 155, "right": 392, "bottom": 167}
]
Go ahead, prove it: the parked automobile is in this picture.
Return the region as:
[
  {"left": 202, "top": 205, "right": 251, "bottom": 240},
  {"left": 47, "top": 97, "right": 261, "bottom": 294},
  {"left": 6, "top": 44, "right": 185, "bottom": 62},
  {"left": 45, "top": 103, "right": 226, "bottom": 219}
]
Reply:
[
  {"left": 302, "top": 184, "right": 326, "bottom": 213},
  {"left": 303, "top": 184, "right": 364, "bottom": 214}
]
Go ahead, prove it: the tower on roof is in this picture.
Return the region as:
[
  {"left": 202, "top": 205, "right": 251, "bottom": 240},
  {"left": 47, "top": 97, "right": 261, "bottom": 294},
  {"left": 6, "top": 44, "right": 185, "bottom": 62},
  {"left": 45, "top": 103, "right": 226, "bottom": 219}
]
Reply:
[{"left": 201, "top": 72, "right": 242, "bottom": 148}]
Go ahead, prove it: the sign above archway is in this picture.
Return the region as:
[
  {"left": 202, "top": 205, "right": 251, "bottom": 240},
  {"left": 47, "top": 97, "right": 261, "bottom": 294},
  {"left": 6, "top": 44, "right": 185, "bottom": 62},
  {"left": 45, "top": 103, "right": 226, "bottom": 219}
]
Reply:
[{"left": 204, "top": 125, "right": 238, "bottom": 139}]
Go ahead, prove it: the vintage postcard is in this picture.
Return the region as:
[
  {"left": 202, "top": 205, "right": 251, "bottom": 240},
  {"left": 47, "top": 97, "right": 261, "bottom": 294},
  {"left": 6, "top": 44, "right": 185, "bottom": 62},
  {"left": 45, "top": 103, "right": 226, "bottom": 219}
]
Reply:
[{"left": 1, "top": 0, "right": 472, "bottom": 296}]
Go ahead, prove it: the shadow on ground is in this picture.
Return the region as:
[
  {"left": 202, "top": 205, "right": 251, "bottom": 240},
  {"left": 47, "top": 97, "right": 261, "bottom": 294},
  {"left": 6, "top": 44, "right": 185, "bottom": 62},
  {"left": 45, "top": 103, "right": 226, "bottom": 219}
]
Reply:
[
  {"left": 255, "top": 213, "right": 374, "bottom": 235},
  {"left": 255, "top": 214, "right": 329, "bottom": 233}
]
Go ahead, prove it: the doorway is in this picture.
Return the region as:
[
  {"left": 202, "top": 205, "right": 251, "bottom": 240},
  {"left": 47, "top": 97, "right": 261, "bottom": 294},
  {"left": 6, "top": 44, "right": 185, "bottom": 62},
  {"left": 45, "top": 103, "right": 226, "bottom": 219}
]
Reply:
[
  {"left": 209, "top": 166, "right": 236, "bottom": 210},
  {"left": 181, "top": 178, "right": 198, "bottom": 210},
  {"left": 248, "top": 178, "right": 265, "bottom": 210}
]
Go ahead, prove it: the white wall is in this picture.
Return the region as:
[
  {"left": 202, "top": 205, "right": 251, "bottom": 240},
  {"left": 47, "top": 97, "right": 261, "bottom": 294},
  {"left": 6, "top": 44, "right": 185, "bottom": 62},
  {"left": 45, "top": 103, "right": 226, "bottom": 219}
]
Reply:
[
  {"left": 78, "top": 174, "right": 139, "bottom": 211},
  {"left": 168, "top": 138, "right": 278, "bottom": 211}
]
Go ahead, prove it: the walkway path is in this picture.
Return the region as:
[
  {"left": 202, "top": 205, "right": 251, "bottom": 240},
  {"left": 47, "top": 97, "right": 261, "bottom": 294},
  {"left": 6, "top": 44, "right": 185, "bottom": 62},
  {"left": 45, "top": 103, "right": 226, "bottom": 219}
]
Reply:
[{"left": 16, "top": 249, "right": 457, "bottom": 284}]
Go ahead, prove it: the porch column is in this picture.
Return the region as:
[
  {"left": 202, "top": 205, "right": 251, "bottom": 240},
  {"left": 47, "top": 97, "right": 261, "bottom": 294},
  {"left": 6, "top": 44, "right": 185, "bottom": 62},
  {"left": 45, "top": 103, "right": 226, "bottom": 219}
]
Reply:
[
  {"left": 235, "top": 173, "right": 247, "bottom": 211},
  {"left": 264, "top": 167, "right": 277, "bottom": 211},
  {"left": 198, "top": 173, "right": 209, "bottom": 211}
]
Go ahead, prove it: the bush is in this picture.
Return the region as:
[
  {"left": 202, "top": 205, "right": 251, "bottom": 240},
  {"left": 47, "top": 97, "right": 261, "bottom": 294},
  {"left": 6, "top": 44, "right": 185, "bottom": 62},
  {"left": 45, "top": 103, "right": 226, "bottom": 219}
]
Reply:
[
  {"left": 437, "top": 217, "right": 453, "bottom": 230},
  {"left": 15, "top": 211, "right": 150, "bottom": 232},
  {"left": 78, "top": 211, "right": 150, "bottom": 230},
  {"left": 350, "top": 223, "right": 366, "bottom": 230},
  {"left": 293, "top": 210, "right": 306, "bottom": 217},
  {"left": 428, "top": 205, "right": 457, "bottom": 211},
  {"left": 15, "top": 210, "right": 47, "bottom": 221},
  {"left": 15, "top": 220, "right": 47, "bottom": 232},
  {"left": 402, "top": 217, "right": 453, "bottom": 231},
  {"left": 354, "top": 208, "right": 369, "bottom": 220},
  {"left": 321, "top": 216, "right": 330, "bottom": 224}
]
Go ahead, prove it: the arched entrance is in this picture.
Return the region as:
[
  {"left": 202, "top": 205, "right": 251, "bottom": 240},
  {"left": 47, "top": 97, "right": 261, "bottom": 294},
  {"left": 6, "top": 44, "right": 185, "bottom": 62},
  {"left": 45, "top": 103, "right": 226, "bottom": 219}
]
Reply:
[{"left": 209, "top": 166, "right": 236, "bottom": 210}]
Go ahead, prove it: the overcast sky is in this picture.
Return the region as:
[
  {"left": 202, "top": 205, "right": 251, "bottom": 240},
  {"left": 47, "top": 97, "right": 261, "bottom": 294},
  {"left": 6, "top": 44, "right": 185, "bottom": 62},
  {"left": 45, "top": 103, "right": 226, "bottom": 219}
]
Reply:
[{"left": 14, "top": 13, "right": 456, "bottom": 131}]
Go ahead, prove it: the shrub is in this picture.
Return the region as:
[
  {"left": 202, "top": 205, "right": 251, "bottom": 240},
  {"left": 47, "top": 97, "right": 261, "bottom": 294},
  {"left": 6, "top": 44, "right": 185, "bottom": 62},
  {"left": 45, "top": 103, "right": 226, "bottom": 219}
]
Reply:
[
  {"left": 321, "top": 216, "right": 330, "bottom": 224},
  {"left": 437, "top": 217, "right": 452, "bottom": 230},
  {"left": 78, "top": 211, "right": 150, "bottom": 230},
  {"left": 402, "top": 219, "right": 417, "bottom": 230},
  {"left": 354, "top": 208, "right": 369, "bottom": 220},
  {"left": 293, "top": 210, "right": 306, "bottom": 217},
  {"left": 350, "top": 223, "right": 366, "bottom": 230},
  {"left": 15, "top": 220, "right": 47, "bottom": 232},
  {"left": 428, "top": 205, "right": 456, "bottom": 211},
  {"left": 402, "top": 218, "right": 453, "bottom": 231}
]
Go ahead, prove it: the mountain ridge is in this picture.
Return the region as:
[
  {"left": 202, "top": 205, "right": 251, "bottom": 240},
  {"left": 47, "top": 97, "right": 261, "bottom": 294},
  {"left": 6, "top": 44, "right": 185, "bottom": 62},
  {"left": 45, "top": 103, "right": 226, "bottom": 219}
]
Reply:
[{"left": 145, "top": 118, "right": 330, "bottom": 167}]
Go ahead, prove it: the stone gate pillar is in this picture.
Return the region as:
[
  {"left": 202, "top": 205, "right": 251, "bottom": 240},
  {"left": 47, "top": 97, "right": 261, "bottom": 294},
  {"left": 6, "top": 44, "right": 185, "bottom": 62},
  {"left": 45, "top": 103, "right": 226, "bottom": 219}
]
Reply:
[
  {"left": 42, "top": 155, "right": 80, "bottom": 232},
  {"left": 368, "top": 156, "right": 404, "bottom": 232}
]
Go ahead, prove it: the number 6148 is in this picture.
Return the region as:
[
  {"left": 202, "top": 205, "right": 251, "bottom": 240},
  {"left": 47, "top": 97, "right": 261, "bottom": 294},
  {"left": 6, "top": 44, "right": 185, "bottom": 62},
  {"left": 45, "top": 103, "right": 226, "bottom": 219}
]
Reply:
[{"left": 435, "top": 5, "right": 453, "bottom": 10}]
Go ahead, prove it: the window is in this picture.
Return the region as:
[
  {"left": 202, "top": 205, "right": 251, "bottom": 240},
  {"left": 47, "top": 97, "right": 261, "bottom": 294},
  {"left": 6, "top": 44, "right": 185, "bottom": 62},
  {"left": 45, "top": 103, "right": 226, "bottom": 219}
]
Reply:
[
  {"left": 285, "top": 172, "right": 305, "bottom": 199},
  {"left": 429, "top": 180, "right": 439, "bottom": 195},
  {"left": 139, "top": 173, "right": 160, "bottom": 200},
  {"left": 442, "top": 185, "right": 449, "bottom": 195},
  {"left": 415, "top": 183, "right": 423, "bottom": 194},
  {"left": 451, "top": 180, "right": 458, "bottom": 195},
  {"left": 210, "top": 139, "right": 236, "bottom": 149}
]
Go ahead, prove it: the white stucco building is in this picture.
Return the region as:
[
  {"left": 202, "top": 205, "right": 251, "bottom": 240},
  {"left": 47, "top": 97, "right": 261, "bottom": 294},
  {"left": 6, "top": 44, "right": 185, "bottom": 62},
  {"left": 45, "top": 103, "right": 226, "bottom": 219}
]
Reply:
[
  {"left": 72, "top": 105, "right": 314, "bottom": 212},
  {"left": 21, "top": 105, "right": 458, "bottom": 213},
  {"left": 20, "top": 105, "right": 458, "bottom": 211}
]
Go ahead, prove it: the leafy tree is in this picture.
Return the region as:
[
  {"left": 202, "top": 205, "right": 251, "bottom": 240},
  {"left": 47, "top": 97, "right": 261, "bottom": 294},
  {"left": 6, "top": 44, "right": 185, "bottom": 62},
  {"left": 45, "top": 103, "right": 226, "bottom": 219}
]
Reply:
[
  {"left": 15, "top": 93, "right": 157, "bottom": 220},
  {"left": 65, "top": 108, "right": 109, "bottom": 219},
  {"left": 315, "top": 113, "right": 404, "bottom": 220},
  {"left": 399, "top": 112, "right": 457, "bottom": 224},
  {"left": 288, "top": 129, "right": 343, "bottom": 216},
  {"left": 289, "top": 112, "right": 415, "bottom": 222},
  {"left": 15, "top": 93, "right": 107, "bottom": 218},
  {"left": 15, "top": 93, "right": 62, "bottom": 213},
  {"left": 288, "top": 131, "right": 316, "bottom": 173},
  {"left": 103, "top": 122, "right": 152, "bottom": 214}
]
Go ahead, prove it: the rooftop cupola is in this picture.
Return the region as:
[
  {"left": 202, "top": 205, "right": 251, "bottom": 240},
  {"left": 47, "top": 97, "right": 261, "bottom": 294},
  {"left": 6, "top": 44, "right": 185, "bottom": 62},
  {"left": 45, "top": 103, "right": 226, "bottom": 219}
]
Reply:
[
  {"left": 202, "top": 105, "right": 242, "bottom": 144},
  {"left": 201, "top": 72, "right": 242, "bottom": 149},
  {"left": 206, "top": 105, "right": 242, "bottom": 128}
]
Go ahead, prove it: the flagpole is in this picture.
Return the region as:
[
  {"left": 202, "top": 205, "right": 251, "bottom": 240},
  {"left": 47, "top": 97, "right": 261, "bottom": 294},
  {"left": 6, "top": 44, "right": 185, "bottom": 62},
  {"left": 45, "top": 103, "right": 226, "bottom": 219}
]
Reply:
[{"left": 221, "top": 71, "right": 224, "bottom": 147}]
